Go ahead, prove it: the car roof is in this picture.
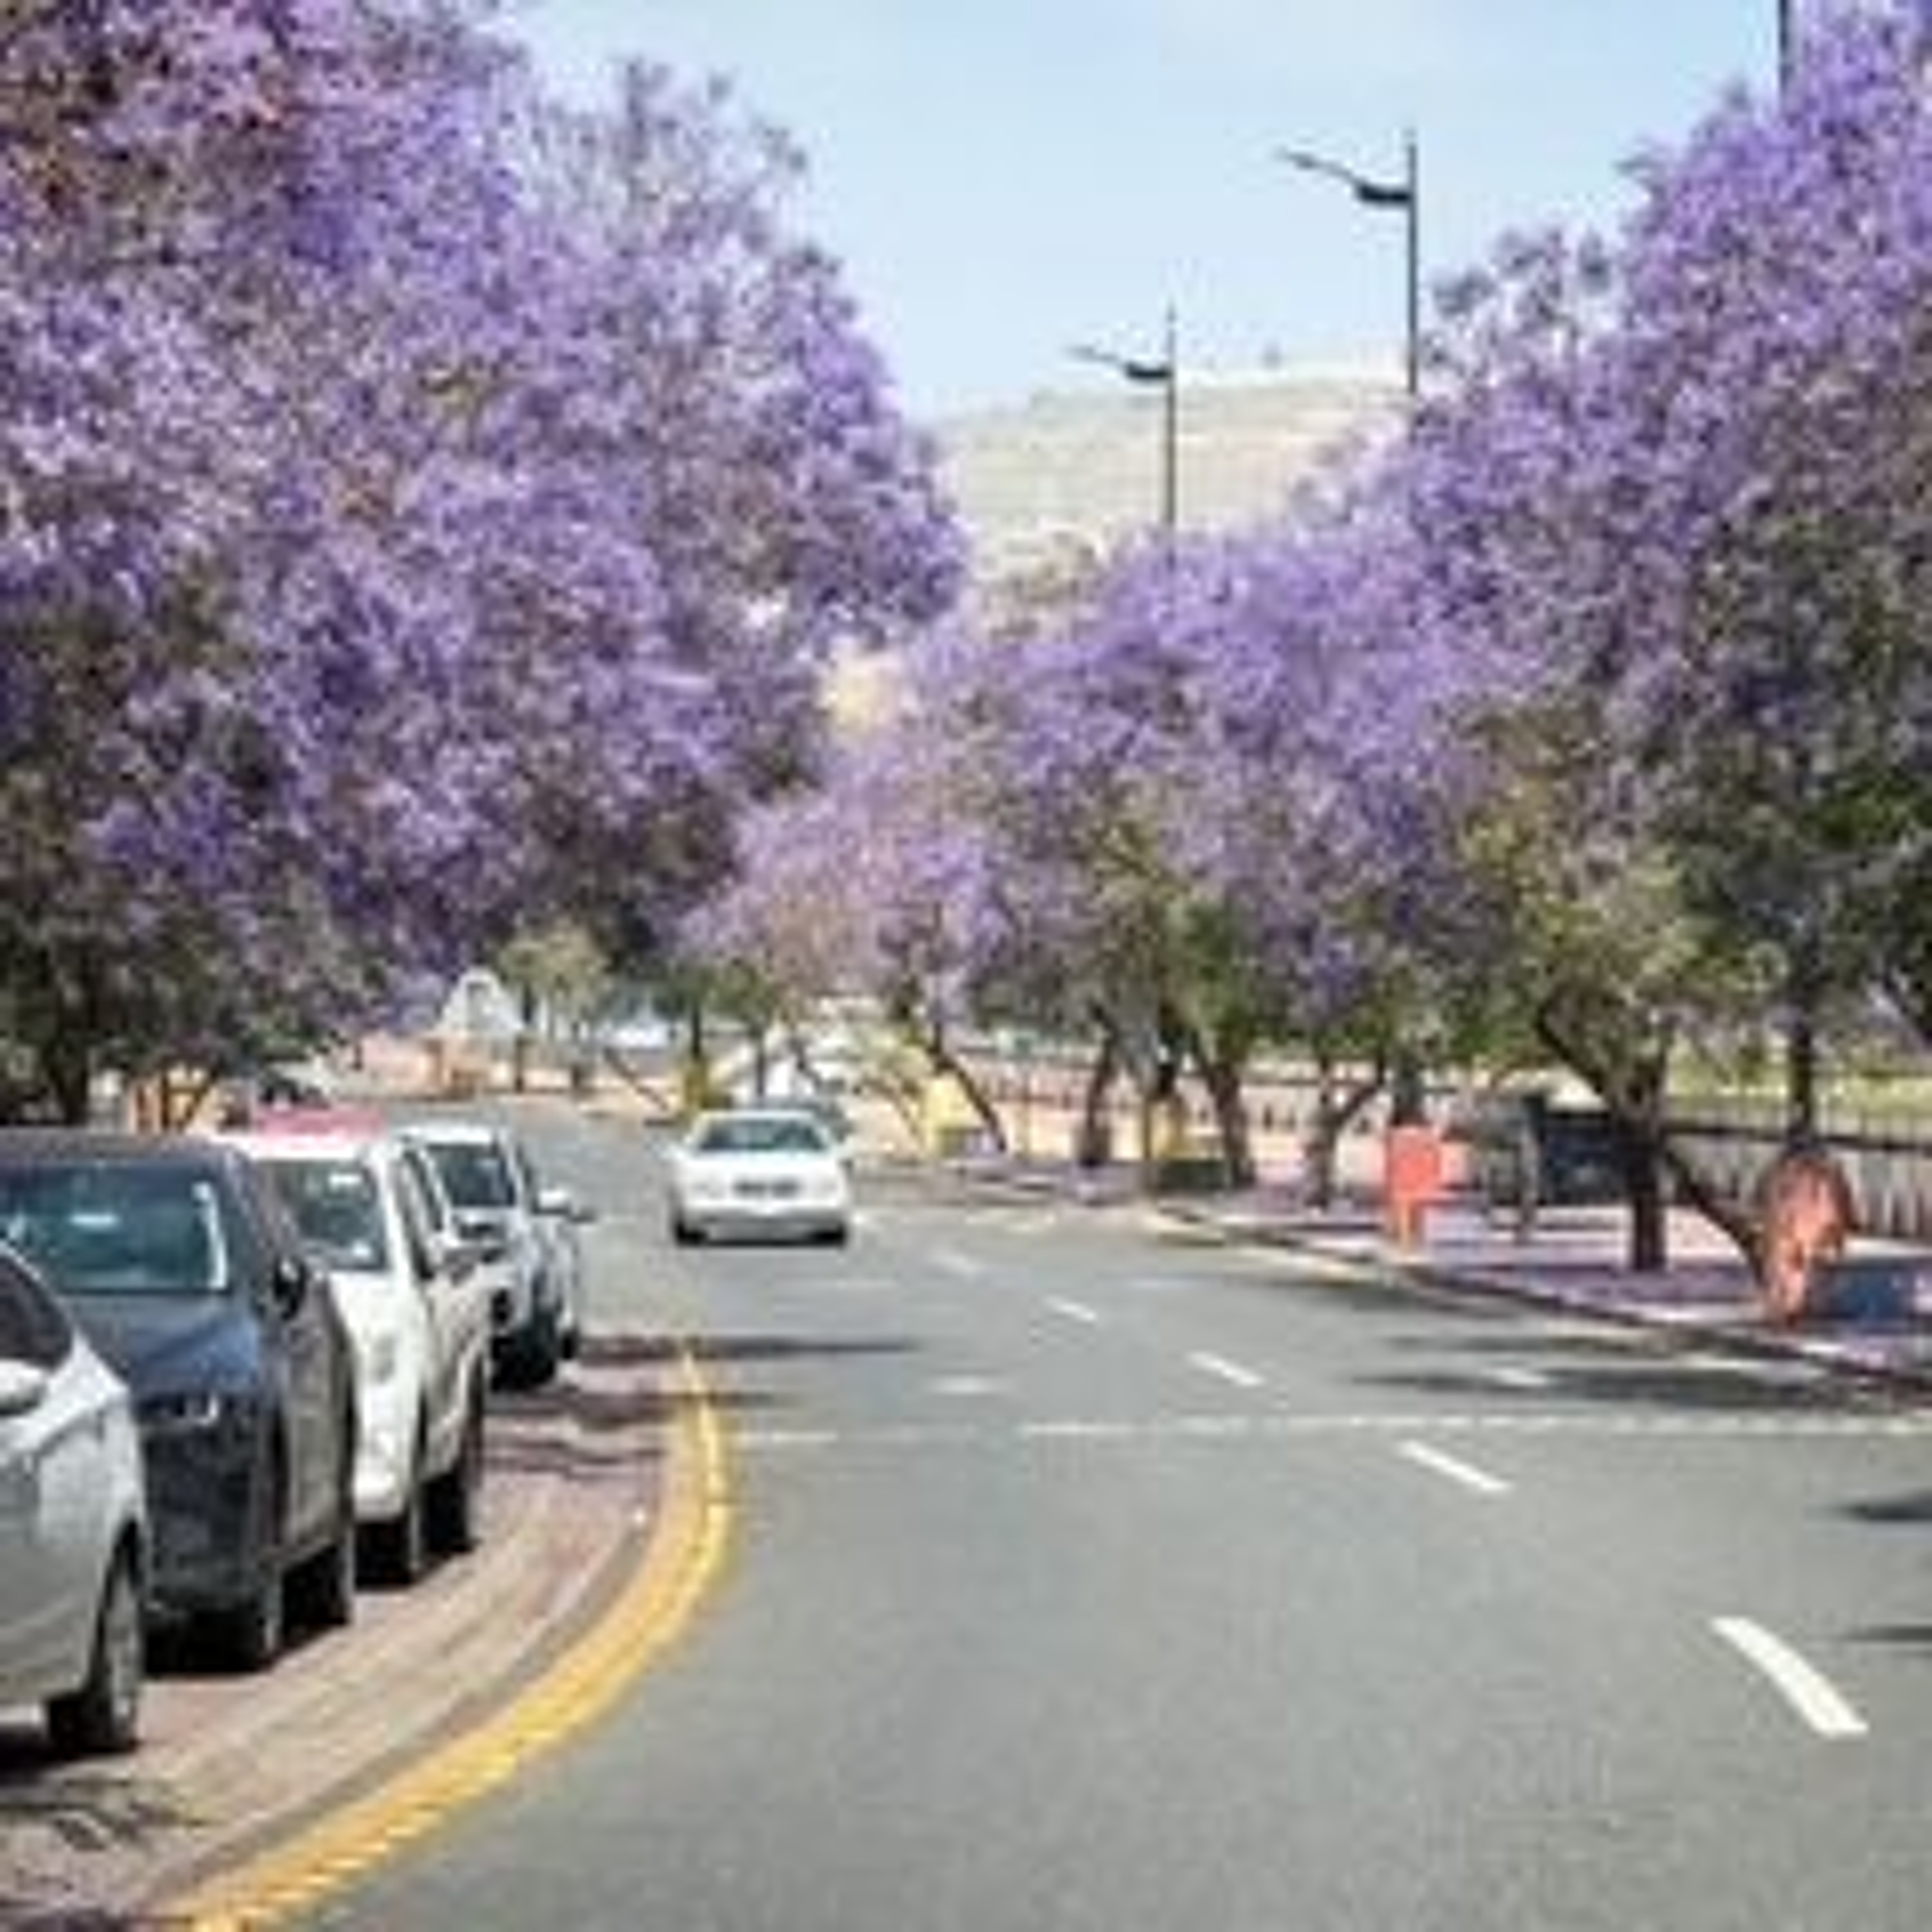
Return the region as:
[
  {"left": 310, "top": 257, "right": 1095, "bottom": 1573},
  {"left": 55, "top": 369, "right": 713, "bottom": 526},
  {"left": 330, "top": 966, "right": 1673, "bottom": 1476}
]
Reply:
[{"left": 220, "top": 1126, "right": 392, "bottom": 1165}]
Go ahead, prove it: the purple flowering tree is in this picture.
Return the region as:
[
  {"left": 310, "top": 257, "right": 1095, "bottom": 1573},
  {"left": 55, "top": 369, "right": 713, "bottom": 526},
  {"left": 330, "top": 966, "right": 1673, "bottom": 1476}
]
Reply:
[{"left": 0, "top": 4, "right": 959, "bottom": 1118}]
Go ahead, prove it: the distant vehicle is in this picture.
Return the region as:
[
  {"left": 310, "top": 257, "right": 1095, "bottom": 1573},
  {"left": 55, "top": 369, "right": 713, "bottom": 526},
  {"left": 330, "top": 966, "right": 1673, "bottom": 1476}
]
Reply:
[
  {"left": 401, "top": 1121, "right": 587, "bottom": 1386},
  {"left": 0, "top": 1245, "right": 147, "bottom": 1756},
  {"left": 0, "top": 1133, "right": 359, "bottom": 1669},
  {"left": 222, "top": 1123, "right": 491, "bottom": 1584},
  {"left": 666, "top": 1106, "right": 853, "bottom": 1247}
]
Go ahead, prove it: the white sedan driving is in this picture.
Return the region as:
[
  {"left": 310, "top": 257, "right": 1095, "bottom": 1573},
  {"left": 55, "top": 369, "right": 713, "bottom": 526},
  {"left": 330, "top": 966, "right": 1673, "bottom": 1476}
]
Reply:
[{"left": 667, "top": 1108, "right": 853, "bottom": 1247}]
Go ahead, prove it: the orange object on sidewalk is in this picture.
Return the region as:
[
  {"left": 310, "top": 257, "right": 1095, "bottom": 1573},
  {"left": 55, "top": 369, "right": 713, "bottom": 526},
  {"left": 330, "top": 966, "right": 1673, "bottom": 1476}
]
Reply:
[
  {"left": 1384, "top": 1124, "right": 1445, "bottom": 1248},
  {"left": 1758, "top": 1144, "right": 1855, "bottom": 1323}
]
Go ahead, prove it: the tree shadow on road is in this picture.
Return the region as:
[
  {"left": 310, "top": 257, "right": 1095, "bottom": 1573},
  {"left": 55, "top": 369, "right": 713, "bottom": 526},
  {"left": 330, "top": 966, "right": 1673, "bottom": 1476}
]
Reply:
[
  {"left": 0, "top": 1754, "right": 193, "bottom": 1930},
  {"left": 1358, "top": 1324, "right": 1869, "bottom": 1414}
]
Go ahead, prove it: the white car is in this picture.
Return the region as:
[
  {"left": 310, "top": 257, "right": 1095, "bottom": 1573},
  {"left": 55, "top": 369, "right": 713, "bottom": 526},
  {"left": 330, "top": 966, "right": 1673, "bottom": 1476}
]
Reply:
[
  {"left": 667, "top": 1107, "right": 854, "bottom": 1246},
  {"left": 402, "top": 1120, "right": 585, "bottom": 1386},
  {"left": 0, "top": 1244, "right": 146, "bottom": 1756},
  {"left": 225, "top": 1122, "right": 492, "bottom": 1583}
]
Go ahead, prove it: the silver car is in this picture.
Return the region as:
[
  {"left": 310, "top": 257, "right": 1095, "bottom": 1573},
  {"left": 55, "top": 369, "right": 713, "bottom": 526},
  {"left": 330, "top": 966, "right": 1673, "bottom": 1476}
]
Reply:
[
  {"left": 0, "top": 1244, "right": 146, "bottom": 1756},
  {"left": 403, "top": 1121, "right": 585, "bottom": 1387}
]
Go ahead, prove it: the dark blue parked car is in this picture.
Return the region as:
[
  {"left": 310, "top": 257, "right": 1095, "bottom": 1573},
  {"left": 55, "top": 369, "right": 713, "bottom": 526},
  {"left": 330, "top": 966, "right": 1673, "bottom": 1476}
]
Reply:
[{"left": 0, "top": 1132, "right": 359, "bottom": 1669}]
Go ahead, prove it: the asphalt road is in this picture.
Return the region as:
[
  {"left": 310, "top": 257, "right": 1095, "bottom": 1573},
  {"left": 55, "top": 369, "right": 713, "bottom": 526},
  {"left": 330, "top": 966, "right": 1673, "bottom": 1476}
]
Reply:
[{"left": 311, "top": 1114, "right": 1932, "bottom": 1931}]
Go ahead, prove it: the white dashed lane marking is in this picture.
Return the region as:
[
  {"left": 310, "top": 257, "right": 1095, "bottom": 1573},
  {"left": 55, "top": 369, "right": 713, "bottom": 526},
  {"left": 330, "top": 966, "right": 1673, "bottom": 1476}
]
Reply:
[
  {"left": 1712, "top": 1618, "right": 1869, "bottom": 1740},
  {"left": 1398, "top": 1440, "right": 1512, "bottom": 1497},
  {"left": 734, "top": 1408, "right": 1932, "bottom": 1454},
  {"left": 1046, "top": 1296, "right": 1103, "bottom": 1326},
  {"left": 1188, "top": 1351, "right": 1268, "bottom": 1391}
]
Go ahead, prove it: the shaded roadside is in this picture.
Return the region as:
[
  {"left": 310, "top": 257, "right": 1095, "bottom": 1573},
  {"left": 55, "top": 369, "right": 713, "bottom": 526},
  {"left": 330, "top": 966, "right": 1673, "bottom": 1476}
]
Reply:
[
  {"left": 961, "top": 1155, "right": 1932, "bottom": 1395},
  {"left": 0, "top": 1332, "right": 674, "bottom": 1928}
]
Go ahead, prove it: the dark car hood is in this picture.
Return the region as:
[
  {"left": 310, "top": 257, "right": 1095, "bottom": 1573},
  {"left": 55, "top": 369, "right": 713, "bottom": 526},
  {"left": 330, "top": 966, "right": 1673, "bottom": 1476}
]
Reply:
[{"left": 62, "top": 1292, "right": 260, "bottom": 1397}]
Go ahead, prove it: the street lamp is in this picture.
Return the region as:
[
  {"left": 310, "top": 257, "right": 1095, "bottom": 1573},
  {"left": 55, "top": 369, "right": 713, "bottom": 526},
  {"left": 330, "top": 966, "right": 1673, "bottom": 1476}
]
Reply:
[
  {"left": 1275, "top": 130, "right": 1420, "bottom": 405},
  {"left": 1070, "top": 305, "right": 1180, "bottom": 536}
]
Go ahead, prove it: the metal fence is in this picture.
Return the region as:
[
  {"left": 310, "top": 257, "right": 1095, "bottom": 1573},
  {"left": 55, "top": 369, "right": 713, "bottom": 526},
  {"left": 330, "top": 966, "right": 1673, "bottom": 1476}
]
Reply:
[{"left": 1665, "top": 1099, "right": 1932, "bottom": 1245}]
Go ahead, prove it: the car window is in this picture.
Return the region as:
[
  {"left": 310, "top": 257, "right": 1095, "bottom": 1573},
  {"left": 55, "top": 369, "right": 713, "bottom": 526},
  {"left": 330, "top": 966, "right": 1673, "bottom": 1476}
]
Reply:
[
  {"left": 0, "top": 1247, "right": 73, "bottom": 1368},
  {"left": 0, "top": 1164, "right": 232, "bottom": 1297},
  {"left": 260, "top": 1159, "right": 391, "bottom": 1273},
  {"left": 421, "top": 1139, "right": 516, "bottom": 1211},
  {"left": 692, "top": 1115, "right": 830, "bottom": 1156}
]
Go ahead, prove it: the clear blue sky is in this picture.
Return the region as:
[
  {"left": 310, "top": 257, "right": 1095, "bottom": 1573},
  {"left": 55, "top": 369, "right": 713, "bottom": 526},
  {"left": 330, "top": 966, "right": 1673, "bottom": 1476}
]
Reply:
[{"left": 503, "top": 1, "right": 1797, "bottom": 422}]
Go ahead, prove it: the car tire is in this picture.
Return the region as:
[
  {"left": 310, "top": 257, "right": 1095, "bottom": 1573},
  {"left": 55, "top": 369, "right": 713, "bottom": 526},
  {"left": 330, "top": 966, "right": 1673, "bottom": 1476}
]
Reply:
[
  {"left": 46, "top": 1544, "right": 144, "bottom": 1757},
  {"left": 670, "top": 1215, "right": 699, "bottom": 1246},
  {"left": 295, "top": 1443, "right": 359, "bottom": 1629},
  {"left": 218, "top": 1563, "right": 286, "bottom": 1672},
  {"left": 506, "top": 1302, "right": 562, "bottom": 1390},
  {"left": 370, "top": 1460, "right": 428, "bottom": 1587},
  {"left": 428, "top": 1387, "right": 486, "bottom": 1556}
]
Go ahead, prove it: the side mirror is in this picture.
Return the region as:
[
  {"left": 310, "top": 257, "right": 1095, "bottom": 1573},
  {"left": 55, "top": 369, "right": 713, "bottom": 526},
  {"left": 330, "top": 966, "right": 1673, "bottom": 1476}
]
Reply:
[
  {"left": 537, "top": 1186, "right": 594, "bottom": 1225},
  {"left": 0, "top": 1359, "right": 49, "bottom": 1421},
  {"left": 270, "top": 1254, "right": 312, "bottom": 1318},
  {"left": 431, "top": 1231, "right": 479, "bottom": 1282}
]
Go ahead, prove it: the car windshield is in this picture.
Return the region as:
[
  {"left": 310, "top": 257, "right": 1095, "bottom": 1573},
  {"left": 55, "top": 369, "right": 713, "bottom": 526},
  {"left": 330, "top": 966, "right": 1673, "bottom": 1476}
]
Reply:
[
  {"left": 421, "top": 1139, "right": 516, "bottom": 1211},
  {"left": 261, "top": 1159, "right": 390, "bottom": 1273},
  {"left": 0, "top": 1164, "right": 231, "bottom": 1298},
  {"left": 691, "top": 1115, "right": 831, "bottom": 1157}
]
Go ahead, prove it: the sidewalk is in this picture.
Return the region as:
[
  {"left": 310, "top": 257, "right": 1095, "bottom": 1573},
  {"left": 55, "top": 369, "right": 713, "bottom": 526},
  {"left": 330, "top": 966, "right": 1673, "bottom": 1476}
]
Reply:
[{"left": 970, "top": 1158, "right": 1932, "bottom": 1394}]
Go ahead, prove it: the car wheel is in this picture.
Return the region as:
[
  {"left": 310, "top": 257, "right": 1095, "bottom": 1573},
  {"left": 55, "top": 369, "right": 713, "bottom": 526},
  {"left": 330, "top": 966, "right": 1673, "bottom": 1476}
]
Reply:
[
  {"left": 295, "top": 1444, "right": 358, "bottom": 1629},
  {"left": 510, "top": 1302, "right": 562, "bottom": 1390},
  {"left": 46, "top": 1545, "right": 144, "bottom": 1757},
  {"left": 428, "top": 1387, "right": 486, "bottom": 1556},
  {"left": 370, "top": 1461, "right": 429, "bottom": 1587},
  {"left": 218, "top": 1564, "right": 286, "bottom": 1672},
  {"left": 670, "top": 1215, "right": 699, "bottom": 1247},
  {"left": 217, "top": 1457, "right": 287, "bottom": 1671}
]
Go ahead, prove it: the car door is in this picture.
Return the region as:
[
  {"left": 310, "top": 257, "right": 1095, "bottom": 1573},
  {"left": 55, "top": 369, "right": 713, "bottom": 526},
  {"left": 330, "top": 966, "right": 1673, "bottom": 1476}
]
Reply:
[
  {"left": 0, "top": 1256, "right": 92, "bottom": 1694},
  {"left": 390, "top": 1150, "right": 461, "bottom": 1463},
  {"left": 234, "top": 1170, "right": 341, "bottom": 1553}
]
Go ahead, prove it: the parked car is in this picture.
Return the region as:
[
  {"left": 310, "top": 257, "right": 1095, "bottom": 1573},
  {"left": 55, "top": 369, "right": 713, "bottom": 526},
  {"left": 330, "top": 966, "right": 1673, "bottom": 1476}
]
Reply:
[
  {"left": 0, "top": 1244, "right": 147, "bottom": 1756},
  {"left": 0, "top": 1132, "right": 359, "bottom": 1669},
  {"left": 401, "top": 1121, "right": 585, "bottom": 1387},
  {"left": 666, "top": 1106, "right": 854, "bottom": 1246},
  {"left": 221, "top": 1122, "right": 491, "bottom": 1584}
]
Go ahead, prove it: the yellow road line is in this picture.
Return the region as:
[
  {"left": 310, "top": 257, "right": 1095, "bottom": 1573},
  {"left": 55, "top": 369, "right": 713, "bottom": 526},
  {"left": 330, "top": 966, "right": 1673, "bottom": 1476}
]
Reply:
[{"left": 169, "top": 1343, "right": 732, "bottom": 1929}]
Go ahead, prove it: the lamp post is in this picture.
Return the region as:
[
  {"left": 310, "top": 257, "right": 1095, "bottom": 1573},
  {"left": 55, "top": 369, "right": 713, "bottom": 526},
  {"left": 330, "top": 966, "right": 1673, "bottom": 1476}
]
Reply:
[
  {"left": 1070, "top": 305, "right": 1179, "bottom": 537},
  {"left": 1275, "top": 130, "right": 1419, "bottom": 406}
]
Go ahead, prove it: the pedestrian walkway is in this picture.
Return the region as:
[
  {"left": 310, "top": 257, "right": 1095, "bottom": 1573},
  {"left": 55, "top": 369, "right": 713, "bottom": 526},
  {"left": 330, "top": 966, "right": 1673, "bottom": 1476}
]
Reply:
[{"left": 969, "top": 1158, "right": 1932, "bottom": 1394}]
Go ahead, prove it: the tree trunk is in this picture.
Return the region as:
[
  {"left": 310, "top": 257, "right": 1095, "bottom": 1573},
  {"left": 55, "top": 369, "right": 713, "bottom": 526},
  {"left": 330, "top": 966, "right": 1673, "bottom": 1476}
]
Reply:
[
  {"left": 1784, "top": 942, "right": 1821, "bottom": 1148},
  {"left": 922, "top": 1025, "right": 1008, "bottom": 1155},
  {"left": 42, "top": 1032, "right": 93, "bottom": 1127},
  {"left": 1186, "top": 1022, "right": 1256, "bottom": 1189},
  {"left": 1077, "top": 1030, "right": 1120, "bottom": 1170},
  {"left": 1301, "top": 1050, "right": 1385, "bottom": 1210}
]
